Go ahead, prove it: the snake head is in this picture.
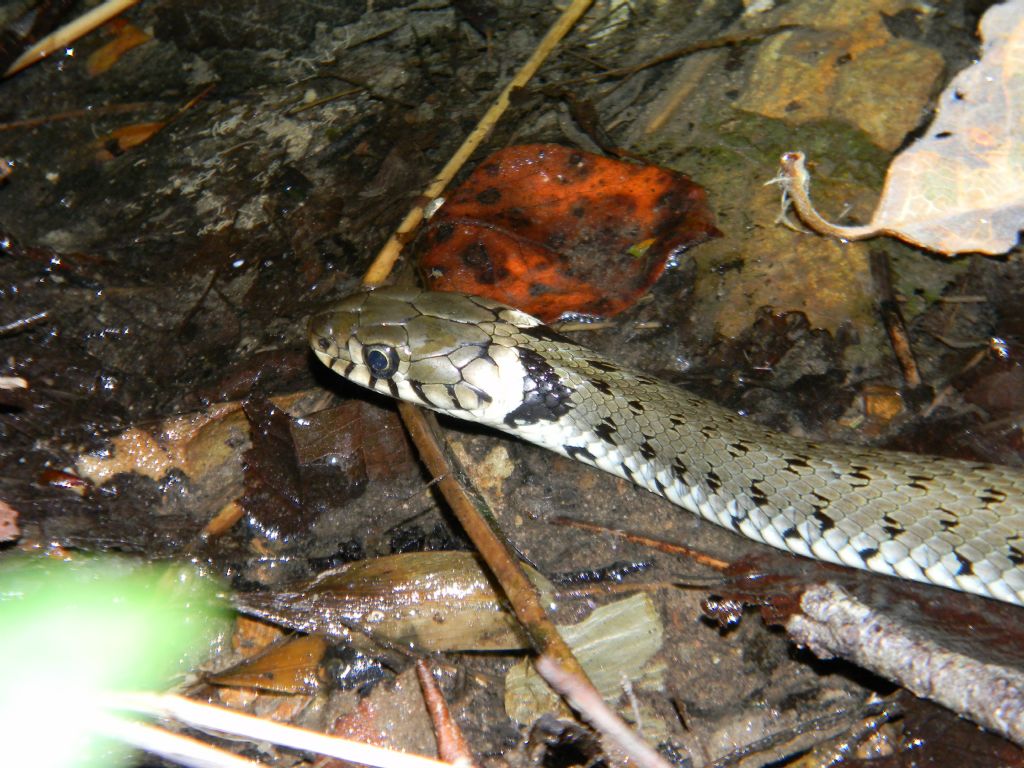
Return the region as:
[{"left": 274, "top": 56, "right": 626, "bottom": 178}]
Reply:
[{"left": 308, "top": 287, "right": 547, "bottom": 426}]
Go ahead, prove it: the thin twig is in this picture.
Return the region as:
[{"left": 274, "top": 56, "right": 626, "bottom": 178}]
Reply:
[
  {"left": 94, "top": 712, "right": 261, "bottom": 768},
  {"left": 869, "top": 250, "right": 922, "bottom": 389},
  {"left": 5, "top": 0, "right": 142, "bottom": 77},
  {"left": 535, "top": 655, "right": 674, "bottom": 768},
  {"left": 0, "top": 311, "right": 49, "bottom": 336},
  {"left": 396, "top": 404, "right": 570, "bottom": 663},
  {"left": 362, "top": 0, "right": 595, "bottom": 285},
  {"left": 0, "top": 102, "right": 152, "bottom": 132},
  {"left": 108, "top": 692, "right": 456, "bottom": 768},
  {"left": 416, "top": 660, "right": 478, "bottom": 768},
  {"left": 550, "top": 516, "right": 731, "bottom": 571}
]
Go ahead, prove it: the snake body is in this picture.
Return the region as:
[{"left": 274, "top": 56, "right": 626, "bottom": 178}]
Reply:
[{"left": 309, "top": 287, "right": 1024, "bottom": 606}]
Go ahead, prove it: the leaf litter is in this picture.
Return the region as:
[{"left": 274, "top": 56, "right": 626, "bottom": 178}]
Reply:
[{"left": 779, "top": 0, "right": 1024, "bottom": 255}]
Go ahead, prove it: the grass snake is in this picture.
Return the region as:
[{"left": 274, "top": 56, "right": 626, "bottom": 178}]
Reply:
[{"left": 309, "top": 287, "right": 1024, "bottom": 606}]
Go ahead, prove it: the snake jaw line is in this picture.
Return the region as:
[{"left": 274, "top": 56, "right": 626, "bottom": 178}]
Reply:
[{"left": 308, "top": 290, "right": 537, "bottom": 428}]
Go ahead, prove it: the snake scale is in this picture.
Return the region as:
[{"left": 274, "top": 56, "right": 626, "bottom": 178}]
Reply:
[{"left": 309, "top": 287, "right": 1024, "bottom": 606}]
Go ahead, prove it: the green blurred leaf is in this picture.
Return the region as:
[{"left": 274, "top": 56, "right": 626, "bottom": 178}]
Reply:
[{"left": 0, "top": 555, "right": 230, "bottom": 768}]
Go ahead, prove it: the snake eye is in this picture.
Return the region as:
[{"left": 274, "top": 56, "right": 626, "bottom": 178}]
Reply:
[{"left": 364, "top": 345, "right": 400, "bottom": 378}]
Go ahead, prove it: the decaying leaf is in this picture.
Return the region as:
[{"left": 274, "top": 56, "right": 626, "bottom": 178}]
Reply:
[
  {"left": 418, "top": 143, "right": 720, "bottom": 322},
  {"left": 233, "top": 551, "right": 555, "bottom": 652},
  {"left": 504, "top": 593, "right": 664, "bottom": 725},
  {"left": 94, "top": 121, "right": 168, "bottom": 160},
  {"left": 208, "top": 634, "right": 327, "bottom": 694},
  {"left": 778, "top": 1, "right": 1024, "bottom": 255},
  {"left": 86, "top": 20, "right": 151, "bottom": 76}
]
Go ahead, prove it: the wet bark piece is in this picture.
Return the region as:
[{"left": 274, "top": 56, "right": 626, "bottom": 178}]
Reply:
[
  {"left": 241, "top": 393, "right": 309, "bottom": 542},
  {"left": 787, "top": 583, "right": 1024, "bottom": 747},
  {"left": 418, "top": 143, "right": 720, "bottom": 322}
]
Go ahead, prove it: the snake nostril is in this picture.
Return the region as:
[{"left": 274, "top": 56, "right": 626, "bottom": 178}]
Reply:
[{"left": 315, "top": 337, "right": 330, "bottom": 351}]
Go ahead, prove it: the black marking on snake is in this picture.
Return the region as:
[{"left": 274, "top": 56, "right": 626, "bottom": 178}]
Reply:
[
  {"left": 1009, "top": 545, "right": 1024, "bottom": 566},
  {"left": 783, "top": 457, "right": 811, "bottom": 474},
  {"left": 638, "top": 440, "right": 657, "bottom": 460},
  {"left": 410, "top": 380, "right": 430, "bottom": 406},
  {"left": 937, "top": 509, "right": 959, "bottom": 530},
  {"left": 811, "top": 491, "right": 832, "bottom": 509},
  {"left": 343, "top": 362, "right": 356, "bottom": 378},
  {"left": 903, "top": 473, "right": 932, "bottom": 491},
  {"left": 726, "top": 441, "right": 750, "bottom": 457},
  {"left": 980, "top": 487, "right": 1008, "bottom": 505},
  {"left": 668, "top": 414, "right": 687, "bottom": 428},
  {"left": 594, "top": 422, "right": 617, "bottom": 445},
  {"left": 565, "top": 444, "right": 596, "bottom": 463},
  {"left": 386, "top": 379, "right": 400, "bottom": 399},
  {"left": 847, "top": 466, "right": 871, "bottom": 486},
  {"left": 954, "top": 551, "right": 974, "bottom": 576},
  {"left": 812, "top": 509, "right": 835, "bottom": 531},
  {"left": 782, "top": 526, "right": 801, "bottom": 542},
  {"left": 505, "top": 347, "right": 574, "bottom": 427},
  {"left": 705, "top": 470, "right": 722, "bottom": 493},
  {"left": 882, "top": 514, "right": 904, "bottom": 537},
  {"left": 620, "top": 463, "right": 636, "bottom": 484},
  {"left": 591, "top": 378, "right": 615, "bottom": 396},
  {"left": 671, "top": 459, "right": 688, "bottom": 484},
  {"left": 749, "top": 481, "right": 769, "bottom": 507},
  {"left": 627, "top": 399, "right": 645, "bottom": 414},
  {"left": 588, "top": 359, "right": 620, "bottom": 373},
  {"left": 459, "top": 381, "right": 493, "bottom": 406},
  {"left": 858, "top": 546, "right": 879, "bottom": 562},
  {"left": 444, "top": 384, "right": 460, "bottom": 405},
  {"left": 653, "top": 476, "right": 667, "bottom": 495}
]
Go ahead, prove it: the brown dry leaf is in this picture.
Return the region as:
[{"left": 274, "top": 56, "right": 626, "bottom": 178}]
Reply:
[
  {"left": 86, "top": 20, "right": 151, "bottom": 76},
  {"left": 780, "top": 1, "right": 1024, "bottom": 255},
  {"left": 94, "top": 121, "right": 167, "bottom": 161},
  {"left": 234, "top": 551, "right": 555, "bottom": 652},
  {"left": 209, "top": 634, "right": 327, "bottom": 694}
]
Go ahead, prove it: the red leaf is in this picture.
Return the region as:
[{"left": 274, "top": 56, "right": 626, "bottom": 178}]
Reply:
[{"left": 418, "top": 144, "right": 720, "bottom": 321}]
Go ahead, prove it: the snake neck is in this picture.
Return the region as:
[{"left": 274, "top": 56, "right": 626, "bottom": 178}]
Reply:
[{"left": 496, "top": 334, "right": 1024, "bottom": 606}]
